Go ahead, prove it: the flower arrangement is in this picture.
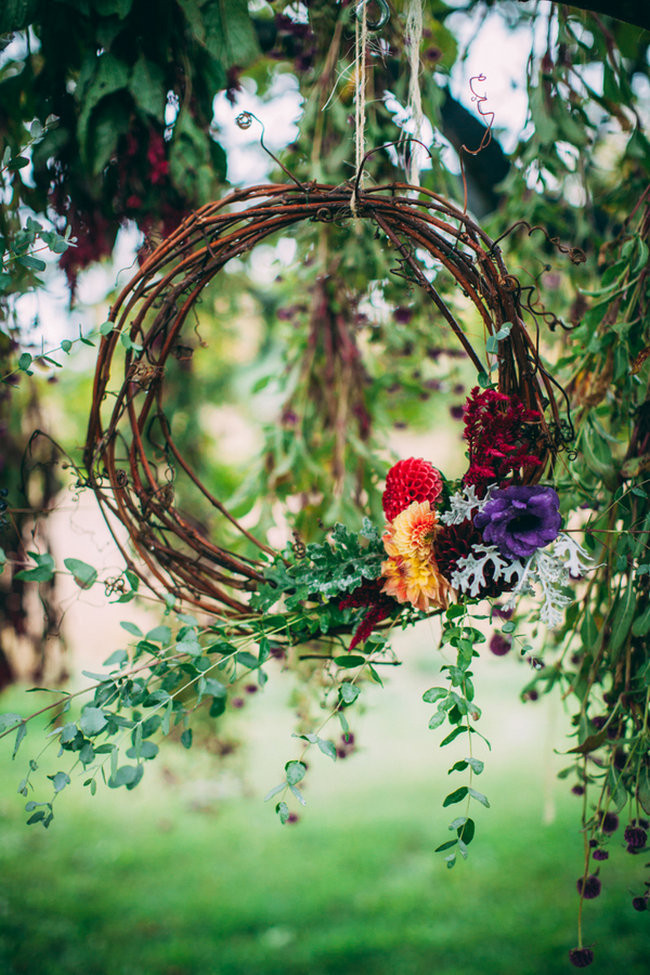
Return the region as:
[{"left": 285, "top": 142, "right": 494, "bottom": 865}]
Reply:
[{"left": 327, "top": 386, "right": 590, "bottom": 653}]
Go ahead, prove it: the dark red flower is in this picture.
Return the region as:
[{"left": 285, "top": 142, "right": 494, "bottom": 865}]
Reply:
[
  {"left": 435, "top": 518, "right": 513, "bottom": 599},
  {"left": 462, "top": 387, "right": 543, "bottom": 489},
  {"left": 146, "top": 131, "right": 170, "bottom": 185},
  {"left": 339, "top": 580, "right": 395, "bottom": 650}
]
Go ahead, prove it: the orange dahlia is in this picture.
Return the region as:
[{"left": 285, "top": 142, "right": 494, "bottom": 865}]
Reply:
[{"left": 380, "top": 501, "right": 450, "bottom": 612}]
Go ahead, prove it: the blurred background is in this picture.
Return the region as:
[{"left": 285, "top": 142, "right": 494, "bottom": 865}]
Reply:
[{"left": 1, "top": 1, "right": 650, "bottom": 973}]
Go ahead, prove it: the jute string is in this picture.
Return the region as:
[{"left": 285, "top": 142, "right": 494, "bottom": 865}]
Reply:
[
  {"left": 351, "top": 0, "right": 368, "bottom": 218},
  {"left": 405, "top": 0, "right": 424, "bottom": 187}
]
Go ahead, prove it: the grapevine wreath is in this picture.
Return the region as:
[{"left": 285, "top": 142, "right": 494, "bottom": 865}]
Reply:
[{"left": 84, "top": 179, "right": 578, "bottom": 634}]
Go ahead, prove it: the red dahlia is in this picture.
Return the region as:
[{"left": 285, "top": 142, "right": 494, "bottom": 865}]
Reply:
[{"left": 382, "top": 458, "right": 443, "bottom": 521}]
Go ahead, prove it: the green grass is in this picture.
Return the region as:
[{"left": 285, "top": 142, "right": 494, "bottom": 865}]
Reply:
[
  {"left": 0, "top": 745, "right": 648, "bottom": 975},
  {"left": 0, "top": 650, "right": 649, "bottom": 975}
]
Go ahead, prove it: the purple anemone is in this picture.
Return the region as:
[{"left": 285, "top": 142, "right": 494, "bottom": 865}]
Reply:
[{"left": 474, "top": 485, "right": 562, "bottom": 560}]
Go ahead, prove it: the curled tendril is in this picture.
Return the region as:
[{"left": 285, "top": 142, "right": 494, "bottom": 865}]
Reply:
[
  {"left": 355, "top": 0, "right": 390, "bottom": 31},
  {"left": 104, "top": 574, "right": 127, "bottom": 597},
  {"left": 462, "top": 74, "right": 495, "bottom": 156},
  {"left": 490, "top": 220, "right": 586, "bottom": 265},
  {"left": 235, "top": 112, "right": 253, "bottom": 130},
  {"left": 234, "top": 111, "right": 305, "bottom": 190}
]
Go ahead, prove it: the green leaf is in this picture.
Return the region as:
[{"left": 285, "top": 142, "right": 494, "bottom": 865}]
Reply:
[
  {"left": 203, "top": 0, "right": 260, "bottom": 69},
  {"left": 129, "top": 56, "right": 166, "bottom": 120},
  {"left": 276, "top": 801, "right": 290, "bottom": 824},
  {"left": 17, "top": 254, "right": 46, "bottom": 271},
  {"left": 285, "top": 760, "right": 306, "bottom": 786},
  {"left": 0, "top": 713, "right": 22, "bottom": 734},
  {"left": 119, "top": 331, "right": 143, "bottom": 353},
  {"left": 442, "top": 786, "right": 468, "bottom": 807},
  {"left": 428, "top": 711, "right": 446, "bottom": 730},
  {"left": 120, "top": 620, "right": 143, "bottom": 637},
  {"left": 264, "top": 782, "right": 285, "bottom": 802},
  {"left": 434, "top": 839, "right": 458, "bottom": 852},
  {"left": 48, "top": 771, "right": 70, "bottom": 793},
  {"left": 79, "top": 707, "right": 108, "bottom": 736},
  {"left": 440, "top": 726, "right": 466, "bottom": 747},
  {"left": 12, "top": 721, "right": 26, "bottom": 759},
  {"left": 102, "top": 649, "right": 128, "bottom": 668},
  {"left": 236, "top": 650, "right": 258, "bottom": 669},
  {"left": 59, "top": 722, "right": 78, "bottom": 744},
  {"left": 95, "top": 0, "right": 133, "bottom": 15},
  {"left": 7, "top": 155, "right": 29, "bottom": 170},
  {"left": 176, "top": 0, "right": 205, "bottom": 40},
  {"left": 64, "top": 557, "right": 98, "bottom": 590},
  {"left": 0, "top": 0, "right": 39, "bottom": 32},
  {"left": 146, "top": 625, "right": 172, "bottom": 645},
  {"left": 77, "top": 53, "right": 130, "bottom": 167},
  {"left": 423, "top": 687, "right": 447, "bottom": 704},
  {"left": 637, "top": 766, "right": 650, "bottom": 815},
  {"left": 40, "top": 230, "right": 70, "bottom": 254},
  {"left": 457, "top": 817, "right": 475, "bottom": 845},
  {"left": 288, "top": 783, "right": 306, "bottom": 806},
  {"left": 468, "top": 787, "right": 490, "bottom": 808},
  {"left": 180, "top": 728, "right": 193, "bottom": 749},
  {"left": 14, "top": 551, "right": 55, "bottom": 582},
  {"left": 339, "top": 682, "right": 360, "bottom": 705},
  {"left": 108, "top": 764, "right": 139, "bottom": 788},
  {"left": 334, "top": 655, "right": 367, "bottom": 668},
  {"left": 18, "top": 352, "right": 33, "bottom": 372},
  {"left": 126, "top": 740, "right": 158, "bottom": 760},
  {"left": 317, "top": 738, "right": 337, "bottom": 761}
]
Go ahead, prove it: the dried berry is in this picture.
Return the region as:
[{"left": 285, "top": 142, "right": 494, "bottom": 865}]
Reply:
[
  {"left": 489, "top": 633, "right": 512, "bottom": 656},
  {"left": 624, "top": 825, "right": 647, "bottom": 853},
  {"left": 569, "top": 947, "right": 594, "bottom": 968},
  {"left": 576, "top": 875, "right": 601, "bottom": 899},
  {"left": 600, "top": 812, "right": 619, "bottom": 835}
]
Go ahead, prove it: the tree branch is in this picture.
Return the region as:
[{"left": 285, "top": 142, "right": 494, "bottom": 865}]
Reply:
[{"left": 516, "top": 0, "right": 650, "bottom": 31}]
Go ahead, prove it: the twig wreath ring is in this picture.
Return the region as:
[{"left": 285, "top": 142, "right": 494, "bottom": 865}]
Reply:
[{"left": 84, "top": 181, "right": 566, "bottom": 633}]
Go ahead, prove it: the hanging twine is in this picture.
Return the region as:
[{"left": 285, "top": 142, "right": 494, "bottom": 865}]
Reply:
[
  {"left": 351, "top": 0, "right": 368, "bottom": 218},
  {"left": 405, "top": 0, "right": 424, "bottom": 187}
]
